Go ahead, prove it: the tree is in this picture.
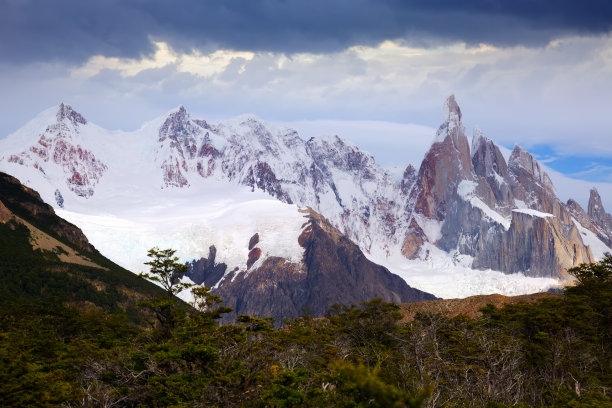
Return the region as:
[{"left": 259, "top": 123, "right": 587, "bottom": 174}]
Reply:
[
  {"left": 568, "top": 253, "right": 612, "bottom": 285},
  {"left": 191, "top": 285, "right": 233, "bottom": 322},
  {"left": 139, "top": 247, "right": 193, "bottom": 298},
  {"left": 138, "top": 247, "right": 193, "bottom": 333}
]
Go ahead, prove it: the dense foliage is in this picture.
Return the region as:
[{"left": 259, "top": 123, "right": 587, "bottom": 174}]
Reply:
[
  {"left": 1, "top": 252, "right": 612, "bottom": 406},
  {"left": 0, "top": 219, "right": 165, "bottom": 318}
]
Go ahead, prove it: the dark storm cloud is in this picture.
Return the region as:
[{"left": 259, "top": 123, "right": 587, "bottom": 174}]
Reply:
[{"left": 2, "top": 0, "right": 612, "bottom": 64}]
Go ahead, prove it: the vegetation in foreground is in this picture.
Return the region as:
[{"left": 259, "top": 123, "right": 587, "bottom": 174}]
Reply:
[{"left": 1, "top": 248, "right": 611, "bottom": 407}]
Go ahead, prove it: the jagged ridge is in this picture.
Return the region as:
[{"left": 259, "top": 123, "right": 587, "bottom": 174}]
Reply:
[{"left": 1, "top": 99, "right": 611, "bottom": 287}]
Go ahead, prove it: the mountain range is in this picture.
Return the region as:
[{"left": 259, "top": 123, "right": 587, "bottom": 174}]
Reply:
[{"left": 1, "top": 95, "right": 611, "bottom": 319}]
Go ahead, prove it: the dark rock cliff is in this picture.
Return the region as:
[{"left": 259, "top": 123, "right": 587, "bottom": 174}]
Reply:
[{"left": 189, "top": 208, "right": 435, "bottom": 323}]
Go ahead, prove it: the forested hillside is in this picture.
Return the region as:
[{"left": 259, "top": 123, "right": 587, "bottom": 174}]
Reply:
[
  {"left": 0, "top": 172, "right": 166, "bottom": 317},
  {"left": 1, "top": 253, "right": 611, "bottom": 407}
]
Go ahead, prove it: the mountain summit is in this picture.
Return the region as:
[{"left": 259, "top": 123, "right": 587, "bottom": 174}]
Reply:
[{"left": 0, "top": 97, "right": 610, "bottom": 306}]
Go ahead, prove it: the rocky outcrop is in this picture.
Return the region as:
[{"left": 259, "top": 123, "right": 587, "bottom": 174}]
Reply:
[
  {"left": 473, "top": 210, "right": 593, "bottom": 278},
  {"left": 186, "top": 245, "right": 228, "bottom": 288},
  {"left": 588, "top": 188, "right": 612, "bottom": 237},
  {"left": 193, "top": 208, "right": 436, "bottom": 322},
  {"left": 57, "top": 102, "right": 87, "bottom": 126},
  {"left": 247, "top": 247, "right": 262, "bottom": 269},
  {"left": 567, "top": 198, "right": 612, "bottom": 247},
  {"left": 507, "top": 146, "right": 572, "bottom": 223},
  {"left": 248, "top": 233, "right": 260, "bottom": 250},
  {"left": 400, "top": 164, "right": 417, "bottom": 196},
  {"left": 471, "top": 127, "right": 513, "bottom": 210},
  {"left": 243, "top": 161, "right": 293, "bottom": 203}
]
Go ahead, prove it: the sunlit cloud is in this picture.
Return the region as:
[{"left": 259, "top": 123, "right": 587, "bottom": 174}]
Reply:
[
  {"left": 5, "top": 35, "right": 612, "bottom": 179},
  {"left": 71, "top": 42, "right": 255, "bottom": 79},
  {"left": 71, "top": 42, "right": 178, "bottom": 78},
  {"left": 178, "top": 49, "right": 255, "bottom": 78}
]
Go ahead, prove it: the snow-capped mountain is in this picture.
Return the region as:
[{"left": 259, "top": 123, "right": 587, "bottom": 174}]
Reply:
[
  {"left": 403, "top": 95, "right": 604, "bottom": 279},
  {"left": 1, "top": 97, "right": 611, "bottom": 303},
  {"left": 187, "top": 207, "right": 435, "bottom": 322},
  {"left": 148, "top": 105, "right": 411, "bottom": 258},
  {"left": 3, "top": 103, "right": 107, "bottom": 198}
]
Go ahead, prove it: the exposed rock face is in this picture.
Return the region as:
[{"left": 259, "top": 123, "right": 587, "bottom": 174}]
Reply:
[
  {"left": 242, "top": 161, "right": 292, "bottom": 203},
  {"left": 588, "top": 188, "right": 612, "bottom": 235},
  {"left": 57, "top": 102, "right": 87, "bottom": 126},
  {"left": 400, "top": 164, "right": 417, "bottom": 196},
  {"left": 403, "top": 95, "right": 598, "bottom": 278},
  {"left": 248, "top": 233, "right": 260, "bottom": 250},
  {"left": 507, "top": 146, "right": 572, "bottom": 223},
  {"left": 247, "top": 247, "right": 262, "bottom": 269},
  {"left": 54, "top": 189, "right": 64, "bottom": 208},
  {"left": 186, "top": 245, "right": 228, "bottom": 288},
  {"left": 5, "top": 104, "right": 106, "bottom": 197},
  {"left": 157, "top": 106, "right": 206, "bottom": 187},
  {"left": 413, "top": 94, "right": 472, "bottom": 220},
  {"left": 508, "top": 145, "right": 555, "bottom": 194},
  {"left": 471, "top": 127, "right": 513, "bottom": 210},
  {"left": 568, "top": 199, "right": 602, "bottom": 244},
  {"left": 192, "top": 208, "right": 435, "bottom": 322},
  {"left": 474, "top": 211, "right": 592, "bottom": 278},
  {"left": 401, "top": 218, "right": 426, "bottom": 259}
]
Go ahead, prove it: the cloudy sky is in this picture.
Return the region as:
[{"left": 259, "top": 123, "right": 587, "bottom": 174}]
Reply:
[{"left": 1, "top": 0, "right": 612, "bottom": 203}]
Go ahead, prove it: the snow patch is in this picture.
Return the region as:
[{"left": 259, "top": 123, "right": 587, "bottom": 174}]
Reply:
[
  {"left": 457, "top": 180, "right": 511, "bottom": 230},
  {"left": 57, "top": 183, "right": 308, "bottom": 279},
  {"left": 513, "top": 199, "right": 528, "bottom": 209},
  {"left": 572, "top": 218, "right": 611, "bottom": 259},
  {"left": 512, "top": 208, "right": 554, "bottom": 218},
  {"left": 367, "top": 246, "right": 560, "bottom": 299},
  {"left": 413, "top": 214, "right": 443, "bottom": 243},
  {"left": 470, "top": 125, "right": 485, "bottom": 158}
]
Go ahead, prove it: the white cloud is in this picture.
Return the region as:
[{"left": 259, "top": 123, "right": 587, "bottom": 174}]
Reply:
[
  {"left": 71, "top": 42, "right": 255, "bottom": 79},
  {"left": 178, "top": 49, "right": 255, "bottom": 78}
]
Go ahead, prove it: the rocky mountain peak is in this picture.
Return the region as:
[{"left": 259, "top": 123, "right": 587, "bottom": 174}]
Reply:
[
  {"left": 57, "top": 103, "right": 87, "bottom": 126},
  {"left": 508, "top": 145, "right": 554, "bottom": 192},
  {"left": 470, "top": 126, "right": 512, "bottom": 208},
  {"left": 414, "top": 95, "right": 472, "bottom": 219},
  {"left": 588, "top": 187, "right": 605, "bottom": 217},
  {"left": 307, "top": 134, "right": 374, "bottom": 174},
  {"left": 434, "top": 95, "right": 467, "bottom": 146},
  {"left": 583, "top": 188, "right": 612, "bottom": 247},
  {"left": 471, "top": 126, "right": 485, "bottom": 157},
  {"left": 471, "top": 127, "right": 508, "bottom": 178},
  {"left": 1, "top": 103, "right": 106, "bottom": 198},
  {"left": 204, "top": 208, "right": 436, "bottom": 322},
  {"left": 159, "top": 105, "right": 200, "bottom": 141},
  {"left": 442, "top": 94, "right": 462, "bottom": 123}
]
